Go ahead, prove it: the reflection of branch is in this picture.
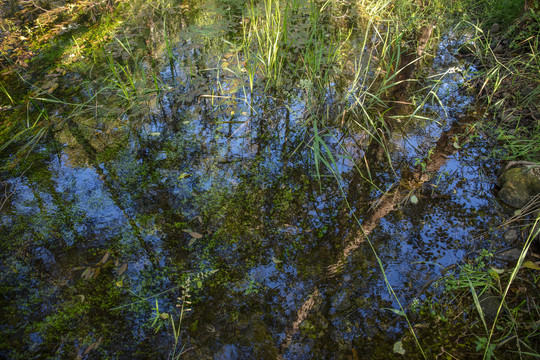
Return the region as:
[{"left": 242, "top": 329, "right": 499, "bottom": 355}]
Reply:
[
  {"left": 0, "top": 181, "right": 14, "bottom": 211},
  {"left": 0, "top": 165, "right": 31, "bottom": 211},
  {"left": 278, "top": 117, "right": 475, "bottom": 358}
]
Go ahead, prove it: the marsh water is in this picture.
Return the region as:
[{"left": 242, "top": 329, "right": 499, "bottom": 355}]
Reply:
[{"left": 0, "top": 4, "right": 515, "bottom": 359}]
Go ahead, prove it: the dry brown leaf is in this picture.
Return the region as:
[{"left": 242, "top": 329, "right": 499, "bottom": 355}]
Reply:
[
  {"left": 97, "top": 252, "right": 109, "bottom": 265},
  {"left": 118, "top": 263, "right": 128, "bottom": 276},
  {"left": 83, "top": 342, "right": 95, "bottom": 355}
]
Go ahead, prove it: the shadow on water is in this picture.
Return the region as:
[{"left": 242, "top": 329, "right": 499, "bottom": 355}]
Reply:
[{"left": 0, "top": 4, "right": 512, "bottom": 360}]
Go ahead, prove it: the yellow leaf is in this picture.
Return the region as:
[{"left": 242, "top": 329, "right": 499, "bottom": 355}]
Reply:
[{"left": 523, "top": 261, "right": 540, "bottom": 270}]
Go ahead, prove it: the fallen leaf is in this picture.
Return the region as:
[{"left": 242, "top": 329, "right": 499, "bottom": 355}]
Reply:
[
  {"left": 393, "top": 340, "right": 406, "bottom": 355},
  {"left": 189, "top": 232, "right": 203, "bottom": 239},
  {"left": 81, "top": 267, "right": 93, "bottom": 279},
  {"left": 410, "top": 195, "right": 418, "bottom": 204},
  {"left": 97, "top": 252, "right": 109, "bottom": 265},
  {"left": 118, "top": 263, "right": 128, "bottom": 276},
  {"left": 83, "top": 342, "right": 95, "bottom": 355},
  {"left": 523, "top": 261, "right": 540, "bottom": 270}
]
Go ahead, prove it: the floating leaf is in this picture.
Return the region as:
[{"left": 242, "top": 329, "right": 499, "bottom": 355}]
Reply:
[
  {"left": 118, "top": 263, "right": 128, "bottom": 276},
  {"left": 386, "top": 308, "right": 406, "bottom": 317},
  {"left": 272, "top": 256, "right": 282, "bottom": 264},
  {"left": 160, "top": 312, "right": 169, "bottom": 319},
  {"left": 83, "top": 335, "right": 103, "bottom": 354},
  {"left": 188, "top": 238, "right": 197, "bottom": 247},
  {"left": 81, "top": 267, "right": 93, "bottom": 279},
  {"left": 523, "top": 261, "right": 540, "bottom": 270},
  {"left": 189, "top": 232, "right": 203, "bottom": 239},
  {"left": 84, "top": 342, "right": 96, "bottom": 355},
  {"left": 115, "top": 280, "right": 123, "bottom": 287},
  {"left": 148, "top": 132, "right": 161, "bottom": 137},
  {"left": 393, "top": 340, "right": 406, "bottom": 355},
  {"left": 410, "top": 195, "right": 418, "bottom": 204},
  {"left": 178, "top": 173, "right": 190, "bottom": 179},
  {"left": 97, "top": 252, "right": 109, "bottom": 265}
]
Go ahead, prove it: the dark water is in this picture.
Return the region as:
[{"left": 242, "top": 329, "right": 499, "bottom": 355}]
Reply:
[{"left": 0, "top": 6, "right": 511, "bottom": 360}]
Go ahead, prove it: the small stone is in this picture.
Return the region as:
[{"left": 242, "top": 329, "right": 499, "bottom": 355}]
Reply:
[
  {"left": 490, "top": 23, "right": 501, "bottom": 33},
  {"left": 214, "top": 344, "right": 239, "bottom": 360},
  {"left": 479, "top": 292, "right": 503, "bottom": 320},
  {"left": 503, "top": 229, "right": 519, "bottom": 242},
  {"left": 521, "top": 87, "right": 534, "bottom": 96},
  {"left": 494, "top": 247, "right": 522, "bottom": 263},
  {"left": 498, "top": 166, "right": 540, "bottom": 208},
  {"left": 493, "top": 44, "right": 504, "bottom": 53}
]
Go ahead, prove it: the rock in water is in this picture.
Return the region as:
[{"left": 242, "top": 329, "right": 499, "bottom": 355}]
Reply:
[
  {"left": 214, "top": 344, "right": 239, "bottom": 360},
  {"left": 498, "top": 166, "right": 540, "bottom": 208}
]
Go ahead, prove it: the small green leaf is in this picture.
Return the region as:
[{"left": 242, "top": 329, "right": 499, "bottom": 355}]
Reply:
[
  {"left": 197, "top": 281, "right": 202, "bottom": 288},
  {"left": 410, "top": 195, "right": 418, "bottom": 204},
  {"left": 188, "top": 238, "right": 197, "bottom": 247},
  {"left": 178, "top": 172, "right": 190, "bottom": 179},
  {"left": 453, "top": 141, "right": 461, "bottom": 149},
  {"left": 385, "top": 308, "right": 406, "bottom": 316},
  {"left": 488, "top": 268, "right": 500, "bottom": 280}
]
